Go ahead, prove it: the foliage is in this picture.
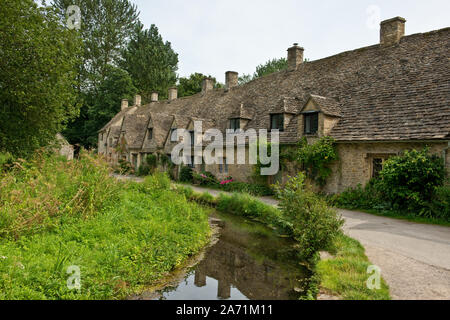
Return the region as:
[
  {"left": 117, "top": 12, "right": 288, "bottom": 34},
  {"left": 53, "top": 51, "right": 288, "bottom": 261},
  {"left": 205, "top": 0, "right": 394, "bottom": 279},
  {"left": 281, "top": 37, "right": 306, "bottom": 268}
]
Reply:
[
  {"left": 179, "top": 166, "right": 193, "bottom": 182},
  {"left": 331, "top": 148, "right": 448, "bottom": 222},
  {"left": 238, "top": 57, "right": 288, "bottom": 85},
  {"left": 117, "top": 159, "right": 133, "bottom": 175},
  {"left": 0, "top": 155, "right": 210, "bottom": 299},
  {"left": 317, "top": 234, "right": 391, "bottom": 300},
  {"left": 121, "top": 23, "right": 178, "bottom": 102},
  {"left": 220, "top": 182, "right": 274, "bottom": 196},
  {"left": 0, "top": 0, "right": 81, "bottom": 157},
  {"left": 296, "top": 137, "right": 338, "bottom": 186},
  {"left": 177, "top": 73, "right": 222, "bottom": 97},
  {"left": 275, "top": 173, "right": 344, "bottom": 261},
  {"left": 192, "top": 171, "right": 218, "bottom": 186},
  {"left": 53, "top": 0, "right": 139, "bottom": 86},
  {"left": 136, "top": 154, "right": 159, "bottom": 176},
  {"left": 378, "top": 148, "right": 445, "bottom": 211},
  {"left": 70, "top": 66, "right": 137, "bottom": 147},
  {"left": 0, "top": 152, "right": 15, "bottom": 174}
]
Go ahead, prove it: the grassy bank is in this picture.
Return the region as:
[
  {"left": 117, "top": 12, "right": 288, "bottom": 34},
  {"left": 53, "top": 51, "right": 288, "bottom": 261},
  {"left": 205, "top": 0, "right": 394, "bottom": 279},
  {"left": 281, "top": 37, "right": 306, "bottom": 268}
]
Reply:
[
  {"left": 175, "top": 185, "right": 391, "bottom": 300},
  {"left": 317, "top": 234, "right": 390, "bottom": 300},
  {"left": 0, "top": 152, "right": 210, "bottom": 299}
]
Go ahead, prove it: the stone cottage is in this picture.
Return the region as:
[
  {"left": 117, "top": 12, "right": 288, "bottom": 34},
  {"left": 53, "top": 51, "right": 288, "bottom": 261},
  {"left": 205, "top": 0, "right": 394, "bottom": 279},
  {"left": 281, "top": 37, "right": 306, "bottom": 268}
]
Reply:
[{"left": 98, "top": 17, "right": 450, "bottom": 193}]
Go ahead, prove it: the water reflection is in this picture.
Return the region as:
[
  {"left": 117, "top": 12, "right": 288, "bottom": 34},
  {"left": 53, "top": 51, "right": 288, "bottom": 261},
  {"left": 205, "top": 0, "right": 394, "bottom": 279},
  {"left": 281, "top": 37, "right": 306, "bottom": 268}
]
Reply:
[{"left": 158, "top": 212, "right": 310, "bottom": 300}]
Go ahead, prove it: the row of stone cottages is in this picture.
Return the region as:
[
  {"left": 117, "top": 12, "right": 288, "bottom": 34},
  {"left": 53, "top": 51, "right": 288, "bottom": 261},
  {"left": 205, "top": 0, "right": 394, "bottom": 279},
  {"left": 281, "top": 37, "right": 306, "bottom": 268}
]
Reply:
[{"left": 98, "top": 17, "right": 449, "bottom": 194}]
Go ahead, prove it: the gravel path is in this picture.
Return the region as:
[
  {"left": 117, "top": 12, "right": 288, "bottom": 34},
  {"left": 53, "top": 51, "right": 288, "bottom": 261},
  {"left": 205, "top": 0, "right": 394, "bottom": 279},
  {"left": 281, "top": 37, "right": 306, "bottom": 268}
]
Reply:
[{"left": 184, "top": 185, "right": 450, "bottom": 300}]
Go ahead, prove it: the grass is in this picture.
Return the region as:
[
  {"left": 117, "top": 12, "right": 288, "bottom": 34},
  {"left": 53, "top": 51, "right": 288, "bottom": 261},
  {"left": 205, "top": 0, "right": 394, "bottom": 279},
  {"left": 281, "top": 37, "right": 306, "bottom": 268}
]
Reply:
[
  {"left": 316, "top": 234, "right": 391, "bottom": 300},
  {"left": 175, "top": 185, "right": 390, "bottom": 300},
  {"left": 0, "top": 152, "right": 210, "bottom": 299}
]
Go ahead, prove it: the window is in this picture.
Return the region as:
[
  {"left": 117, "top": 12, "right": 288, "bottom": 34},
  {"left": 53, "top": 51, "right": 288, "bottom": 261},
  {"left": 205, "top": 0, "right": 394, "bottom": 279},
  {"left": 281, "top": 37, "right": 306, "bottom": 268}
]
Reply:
[
  {"left": 304, "top": 112, "right": 319, "bottom": 135},
  {"left": 100, "top": 133, "right": 104, "bottom": 140},
  {"left": 109, "top": 138, "right": 113, "bottom": 146},
  {"left": 372, "top": 158, "right": 383, "bottom": 178},
  {"left": 188, "top": 155, "right": 195, "bottom": 168},
  {"left": 189, "top": 130, "right": 195, "bottom": 146},
  {"left": 219, "top": 158, "right": 228, "bottom": 173},
  {"left": 270, "top": 114, "right": 284, "bottom": 131},
  {"left": 229, "top": 118, "right": 240, "bottom": 132},
  {"left": 170, "top": 128, "right": 178, "bottom": 142},
  {"left": 147, "top": 128, "right": 153, "bottom": 140}
]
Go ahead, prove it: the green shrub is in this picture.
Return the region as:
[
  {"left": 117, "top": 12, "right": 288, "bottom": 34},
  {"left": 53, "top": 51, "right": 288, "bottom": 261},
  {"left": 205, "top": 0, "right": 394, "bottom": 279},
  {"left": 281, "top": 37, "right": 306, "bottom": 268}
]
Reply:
[
  {"left": 179, "top": 166, "right": 193, "bottom": 182},
  {"left": 0, "top": 152, "right": 15, "bottom": 173},
  {"left": 329, "top": 180, "right": 388, "bottom": 211},
  {"left": 427, "top": 186, "right": 450, "bottom": 221},
  {"left": 378, "top": 148, "right": 445, "bottom": 210},
  {"left": 275, "top": 173, "right": 344, "bottom": 261},
  {"left": 296, "top": 137, "right": 338, "bottom": 186},
  {"left": 117, "top": 158, "right": 133, "bottom": 174},
  {"left": 192, "top": 171, "right": 218, "bottom": 185}
]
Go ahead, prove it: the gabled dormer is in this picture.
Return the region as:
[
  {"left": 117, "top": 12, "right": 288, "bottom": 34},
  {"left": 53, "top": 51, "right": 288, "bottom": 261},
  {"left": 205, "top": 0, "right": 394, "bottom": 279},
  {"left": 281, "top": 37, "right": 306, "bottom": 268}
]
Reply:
[
  {"left": 228, "top": 103, "right": 254, "bottom": 132},
  {"left": 269, "top": 97, "right": 301, "bottom": 132},
  {"left": 298, "top": 94, "right": 342, "bottom": 137}
]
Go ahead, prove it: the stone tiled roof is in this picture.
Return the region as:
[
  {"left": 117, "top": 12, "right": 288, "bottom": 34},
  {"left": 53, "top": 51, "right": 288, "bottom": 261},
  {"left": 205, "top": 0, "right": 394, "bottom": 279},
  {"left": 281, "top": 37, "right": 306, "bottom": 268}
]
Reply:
[
  {"left": 104, "top": 26, "right": 450, "bottom": 145},
  {"left": 302, "top": 95, "right": 342, "bottom": 117}
]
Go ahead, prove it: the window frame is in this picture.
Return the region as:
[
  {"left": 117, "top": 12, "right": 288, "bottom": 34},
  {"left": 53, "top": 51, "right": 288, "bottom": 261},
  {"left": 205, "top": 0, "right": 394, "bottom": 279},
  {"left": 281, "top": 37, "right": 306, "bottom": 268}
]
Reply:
[
  {"left": 303, "top": 112, "right": 319, "bottom": 135},
  {"left": 270, "top": 114, "right": 285, "bottom": 132},
  {"left": 229, "top": 118, "right": 241, "bottom": 132},
  {"left": 147, "top": 128, "right": 153, "bottom": 140}
]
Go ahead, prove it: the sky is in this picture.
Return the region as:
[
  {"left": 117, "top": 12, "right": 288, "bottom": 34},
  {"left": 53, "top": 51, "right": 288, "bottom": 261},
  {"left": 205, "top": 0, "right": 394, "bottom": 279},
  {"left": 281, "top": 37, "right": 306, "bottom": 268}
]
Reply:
[{"left": 131, "top": 0, "right": 450, "bottom": 82}]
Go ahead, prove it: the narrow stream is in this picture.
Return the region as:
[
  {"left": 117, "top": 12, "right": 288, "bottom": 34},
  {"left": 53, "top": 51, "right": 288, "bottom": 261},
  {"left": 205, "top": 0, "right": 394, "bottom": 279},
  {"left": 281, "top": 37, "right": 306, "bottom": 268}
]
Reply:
[{"left": 156, "top": 211, "right": 311, "bottom": 300}]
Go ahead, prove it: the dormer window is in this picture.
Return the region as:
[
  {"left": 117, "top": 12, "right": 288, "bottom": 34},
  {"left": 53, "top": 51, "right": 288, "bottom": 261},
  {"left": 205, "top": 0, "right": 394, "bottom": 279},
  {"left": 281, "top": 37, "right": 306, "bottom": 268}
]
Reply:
[
  {"left": 304, "top": 112, "right": 318, "bottom": 135},
  {"left": 147, "top": 128, "right": 153, "bottom": 140},
  {"left": 170, "top": 128, "right": 177, "bottom": 142},
  {"left": 189, "top": 130, "right": 195, "bottom": 146},
  {"left": 270, "top": 114, "right": 284, "bottom": 131},
  {"left": 229, "top": 118, "right": 240, "bottom": 132}
]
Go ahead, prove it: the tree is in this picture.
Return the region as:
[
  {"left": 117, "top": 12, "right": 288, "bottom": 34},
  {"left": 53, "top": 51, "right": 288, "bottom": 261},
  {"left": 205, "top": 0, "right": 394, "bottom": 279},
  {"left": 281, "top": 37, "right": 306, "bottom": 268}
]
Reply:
[
  {"left": 177, "top": 73, "right": 221, "bottom": 97},
  {"left": 53, "top": 0, "right": 139, "bottom": 87},
  {"left": 239, "top": 57, "right": 289, "bottom": 85},
  {"left": 64, "top": 66, "right": 137, "bottom": 148},
  {"left": 0, "top": 0, "right": 81, "bottom": 157},
  {"left": 121, "top": 23, "right": 178, "bottom": 102}
]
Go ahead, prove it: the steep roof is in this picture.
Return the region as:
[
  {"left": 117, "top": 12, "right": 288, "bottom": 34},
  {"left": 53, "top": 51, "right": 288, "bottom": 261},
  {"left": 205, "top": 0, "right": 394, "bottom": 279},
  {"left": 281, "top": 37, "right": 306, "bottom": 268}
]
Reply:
[{"left": 105, "top": 26, "right": 450, "bottom": 144}]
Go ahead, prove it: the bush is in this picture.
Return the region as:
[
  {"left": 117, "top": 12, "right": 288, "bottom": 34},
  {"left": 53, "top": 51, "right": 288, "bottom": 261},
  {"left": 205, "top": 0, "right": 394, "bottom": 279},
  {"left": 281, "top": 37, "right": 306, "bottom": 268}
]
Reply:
[
  {"left": 329, "top": 180, "right": 388, "bottom": 211},
  {"left": 0, "top": 152, "right": 15, "bottom": 173},
  {"left": 378, "top": 148, "right": 445, "bottom": 210},
  {"left": 192, "top": 171, "right": 218, "bottom": 185},
  {"left": 427, "top": 186, "right": 450, "bottom": 221},
  {"left": 275, "top": 173, "right": 344, "bottom": 261},
  {"left": 179, "top": 166, "right": 193, "bottom": 182}
]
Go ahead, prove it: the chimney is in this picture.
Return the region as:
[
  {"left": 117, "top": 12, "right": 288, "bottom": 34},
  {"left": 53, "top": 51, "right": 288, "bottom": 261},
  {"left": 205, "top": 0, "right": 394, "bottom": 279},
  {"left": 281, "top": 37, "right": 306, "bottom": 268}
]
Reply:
[
  {"left": 287, "top": 43, "right": 304, "bottom": 71},
  {"left": 121, "top": 99, "right": 128, "bottom": 111},
  {"left": 380, "top": 17, "right": 406, "bottom": 46},
  {"left": 168, "top": 87, "right": 178, "bottom": 101},
  {"left": 202, "top": 77, "right": 214, "bottom": 93},
  {"left": 225, "top": 71, "right": 238, "bottom": 90},
  {"left": 151, "top": 92, "right": 159, "bottom": 102},
  {"left": 134, "top": 95, "right": 141, "bottom": 107}
]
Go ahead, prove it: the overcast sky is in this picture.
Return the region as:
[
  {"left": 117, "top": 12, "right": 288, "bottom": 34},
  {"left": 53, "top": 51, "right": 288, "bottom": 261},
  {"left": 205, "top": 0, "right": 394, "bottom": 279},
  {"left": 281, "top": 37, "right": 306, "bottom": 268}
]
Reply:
[{"left": 131, "top": 0, "right": 449, "bottom": 82}]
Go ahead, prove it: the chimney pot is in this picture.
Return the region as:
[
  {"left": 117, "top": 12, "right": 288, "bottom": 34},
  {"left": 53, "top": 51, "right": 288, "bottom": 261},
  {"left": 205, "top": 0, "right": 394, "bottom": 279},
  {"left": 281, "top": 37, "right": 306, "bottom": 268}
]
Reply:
[
  {"left": 151, "top": 92, "right": 159, "bottom": 102},
  {"left": 225, "top": 71, "right": 239, "bottom": 90},
  {"left": 380, "top": 17, "right": 406, "bottom": 46},
  {"left": 287, "top": 44, "right": 304, "bottom": 71},
  {"left": 121, "top": 99, "right": 128, "bottom": 111},
  {"left": 202, "top": 77, "right": 214, "bottom": 93},
  {"left": 134, "top": 95, "right": 141, "bottom": 106},
  {"left": 168, "top": 87, "right": 178, "bottom": 101}
]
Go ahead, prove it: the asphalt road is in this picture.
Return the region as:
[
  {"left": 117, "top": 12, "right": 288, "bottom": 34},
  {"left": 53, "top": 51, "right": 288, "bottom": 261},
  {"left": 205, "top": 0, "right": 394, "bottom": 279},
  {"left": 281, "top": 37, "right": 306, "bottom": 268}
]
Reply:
[{"left": 186, "top": 185, "right": 450, "bottom": 300}]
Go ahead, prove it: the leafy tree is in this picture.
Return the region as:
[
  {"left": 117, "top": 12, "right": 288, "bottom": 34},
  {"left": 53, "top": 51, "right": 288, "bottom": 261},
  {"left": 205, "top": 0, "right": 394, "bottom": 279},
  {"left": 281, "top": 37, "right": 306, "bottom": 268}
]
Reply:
[
  {"left": 53, "top": 0, "right": 139, "bottom": 86},
  {"left": 121, "top": 23, "right": 178, "bottom": 102},
  {"left": 0, "top": 0, "right": 81, "bottom": 157},
  {"left": 238, "top": 58, "right": 288, "bottom": 85},
  {"left": 177, "top": 73, "right": 221, "bottom": 97}
]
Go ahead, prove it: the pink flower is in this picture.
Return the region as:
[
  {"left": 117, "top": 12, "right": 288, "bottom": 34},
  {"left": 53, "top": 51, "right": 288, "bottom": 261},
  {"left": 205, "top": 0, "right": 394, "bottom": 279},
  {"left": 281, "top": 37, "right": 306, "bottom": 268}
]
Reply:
[{"left": 220, "top": 179, "right": 234, "bottom": 185}]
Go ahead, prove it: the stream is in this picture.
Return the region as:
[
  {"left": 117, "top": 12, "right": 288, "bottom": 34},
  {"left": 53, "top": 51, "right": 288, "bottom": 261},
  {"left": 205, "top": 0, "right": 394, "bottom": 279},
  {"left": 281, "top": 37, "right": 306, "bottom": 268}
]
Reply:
[{"left": 155, "top": 211, "right": 311, "bottom": 300}]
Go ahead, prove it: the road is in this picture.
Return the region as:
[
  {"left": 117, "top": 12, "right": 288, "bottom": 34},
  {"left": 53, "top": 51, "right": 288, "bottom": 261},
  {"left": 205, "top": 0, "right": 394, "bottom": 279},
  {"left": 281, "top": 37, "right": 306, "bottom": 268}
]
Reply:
[{"left": 186, "top": 185, "right": 450, "bottom": 300}]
